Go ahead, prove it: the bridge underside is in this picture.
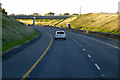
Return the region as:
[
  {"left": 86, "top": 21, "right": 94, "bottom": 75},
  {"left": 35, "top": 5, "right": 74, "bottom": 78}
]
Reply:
[{"left": 11, "top": 16, "right": 70, "bottom": 19}]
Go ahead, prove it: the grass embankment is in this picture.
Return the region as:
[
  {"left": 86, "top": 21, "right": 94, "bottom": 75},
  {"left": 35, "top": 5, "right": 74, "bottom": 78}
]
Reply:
[
  {"left": 17, "top": 19, "right": 63, "bottom": 26},
  {"left": 57, "top": 13, "right": 119, "bottom": 34},
  {"left": 2, "top": 13, "right": 38, "bottom": 53}
]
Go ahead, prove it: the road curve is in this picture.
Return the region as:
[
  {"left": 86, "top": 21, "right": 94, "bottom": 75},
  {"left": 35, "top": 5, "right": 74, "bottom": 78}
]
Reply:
[{"left": 2, "top": 26, "right": 119, "bottom": 79}]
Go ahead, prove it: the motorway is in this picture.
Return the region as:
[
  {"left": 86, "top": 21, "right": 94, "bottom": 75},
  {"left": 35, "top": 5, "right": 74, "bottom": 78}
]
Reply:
[{"left": 2, "top": 26, "right": 119, "bottom": 79}]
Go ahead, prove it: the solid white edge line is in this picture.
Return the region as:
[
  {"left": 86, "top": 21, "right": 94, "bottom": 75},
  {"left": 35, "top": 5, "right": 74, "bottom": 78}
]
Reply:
[
  {"left": 95, "top": 64, "right": 100, "bottom": 70},
  {"left": 80, "top": 35, "right": 120, "bottom": 49},
  {"left": 74, "top": 32, "right": 119, "bottom": 49}
]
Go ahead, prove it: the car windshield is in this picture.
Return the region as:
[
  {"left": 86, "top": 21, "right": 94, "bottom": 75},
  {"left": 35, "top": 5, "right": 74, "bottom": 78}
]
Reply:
[{"left": 57, "top": 32, "right": 64, "bottom": 34}]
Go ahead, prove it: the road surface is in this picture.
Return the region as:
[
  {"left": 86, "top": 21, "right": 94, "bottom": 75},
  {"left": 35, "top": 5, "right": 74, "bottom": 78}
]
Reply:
[{"left": 2, "top": 26, "right": 119, "bottom": 79}]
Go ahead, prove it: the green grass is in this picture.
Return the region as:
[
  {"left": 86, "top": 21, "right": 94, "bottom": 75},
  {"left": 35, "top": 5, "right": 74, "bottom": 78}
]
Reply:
[
  {"left": 2, "top": 13, "right": 37, "bottom": 53},
  {"left": 57, "top": 13, "right": 119, "bottom": 34},
  {"left": 2, "top": 30, "right": 37, "bottom": 52}
]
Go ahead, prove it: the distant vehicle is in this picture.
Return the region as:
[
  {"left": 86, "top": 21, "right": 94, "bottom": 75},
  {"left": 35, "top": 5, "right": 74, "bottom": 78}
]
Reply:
[
  {"left": 55, "top": 31, "right": 66, "bottom": 40},
  {"left": 66, "top": 23, "right": 71, "bottom": 29},
  {"left": 28, "top": 24, "right": 33, "bottom": 26},
  {"left": 47, "top": 24, "right": 49, "bottom": 26},
  {"left": 40, "top": 24, "right": 42, "bottom": 26},
  {"left": 59, "top": 26, "right": 63, "bottom": 29},
  {"left": 52, "top": 25, "right": 55, "bottom": 26},
  {"left": 28, "top": 24, "right": 31, "bottom": 26}
]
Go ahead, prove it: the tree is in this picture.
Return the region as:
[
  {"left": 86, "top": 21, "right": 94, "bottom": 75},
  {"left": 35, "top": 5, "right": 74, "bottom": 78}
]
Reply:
[
  {"left": 63, "top": 13, "right": 70, "bottom": 16},
  {"left": 0, "top": 3, "right": 1, "bottom": 11},
  {"left": 72, "top": 13, "right": 79, "bottom": 16},
  {"left": 16, "top": 14, "right": 26, "bottom": 16},
  {"left": 58, "top": 14, "right": 62, "bottom": 16},
  {"left": 116, "top": 12, "right": 119, "bottom": 14},
  {"left": 9, "top": 13, "right": 15, "bottom": 16},
  {"left": 44, "top": 12, "right": 55, "bottom": 16},
  {"left": 2, "top": 8, "right": 5, "bottom": 13},
  {"left": 2, "top": 8, "right": 7, "bottom": 15},
  {"left": 38, "top": 14, "right": 42, "bottom": 16},
  {"left": 27, "top": 14, "right": 34, "bottom": 16},
  {"left": 33, "top": 13, "right": 38, "bottom": 16}
]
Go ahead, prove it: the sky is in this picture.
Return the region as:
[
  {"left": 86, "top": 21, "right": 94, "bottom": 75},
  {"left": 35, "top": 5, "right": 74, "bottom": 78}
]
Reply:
[{"left": 1, "top": 0, "right": 120, "bottom": 15}]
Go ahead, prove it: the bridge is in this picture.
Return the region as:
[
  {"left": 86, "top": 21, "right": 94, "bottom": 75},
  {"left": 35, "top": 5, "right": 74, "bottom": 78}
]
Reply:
[
  {"left": 11, "top": 16, "right": 70, "bottom": 26},
  {"left": 11, "top": 16, "right": 70, "bottom": 19}
]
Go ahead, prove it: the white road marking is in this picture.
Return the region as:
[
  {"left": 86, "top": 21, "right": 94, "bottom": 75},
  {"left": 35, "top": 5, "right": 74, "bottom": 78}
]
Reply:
[
  {"left": 90, "top": 37, "right": 120, "bottom": 49},
  {"left": 101, "top": 74, "right": 105, "bottom": 77},
  {"left": 88, "top": 54, "right": 91, "bottom": 58},
  {"left": 80, "top": 34, "right": 120, "bottom": 49},
  {"left": 83, "top": 49, "right": 85, "bottom": 51},
  {"left": 95, "top": 64, "right": 101, "bottom": 70},
  {"left": 79, "top": 45, "right": 82, "bottom": 46},
  {"left": 72, "top": 32, "right": 119, "bottom": 49},
  {"left": 76, "top": 42, "right": 78, "bottom": 44}
]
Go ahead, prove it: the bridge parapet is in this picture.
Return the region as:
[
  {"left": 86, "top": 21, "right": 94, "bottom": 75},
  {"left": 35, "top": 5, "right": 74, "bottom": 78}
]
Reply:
[{"left": 11, "top": 16, "right": 71, "bottom": 19}]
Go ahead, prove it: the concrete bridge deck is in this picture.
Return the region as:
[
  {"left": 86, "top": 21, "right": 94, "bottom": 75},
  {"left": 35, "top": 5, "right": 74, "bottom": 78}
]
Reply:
[{"left": 11, "top": 16, "right": 70, "bottom": 19}]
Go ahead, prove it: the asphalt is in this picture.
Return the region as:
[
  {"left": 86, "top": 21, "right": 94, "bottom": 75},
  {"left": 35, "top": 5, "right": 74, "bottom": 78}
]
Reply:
[{"left": 2, "top": 26, "right": 119, "bottom": 79}]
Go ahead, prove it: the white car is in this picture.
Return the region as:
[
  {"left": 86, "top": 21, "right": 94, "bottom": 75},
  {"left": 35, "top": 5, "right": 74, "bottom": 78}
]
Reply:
[{"left": 55, "top": 31, "right": 66, "bottom": 40}]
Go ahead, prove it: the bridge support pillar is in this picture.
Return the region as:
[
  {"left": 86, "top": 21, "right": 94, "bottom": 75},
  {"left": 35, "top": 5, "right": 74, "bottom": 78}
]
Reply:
[{"left": 33, "top": 17, "right": 36, "bottom": 26}]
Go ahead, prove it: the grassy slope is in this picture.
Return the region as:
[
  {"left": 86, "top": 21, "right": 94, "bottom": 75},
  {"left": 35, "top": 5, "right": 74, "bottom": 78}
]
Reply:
[
  {"left": 2, "top": 13, "right": 37, "bottom": 53},
  {"left": 57, "top": 13, "right": 119, "bottom": 34},
  {"left": 17, "top": 19, "right": 63, "bottom": 26}
]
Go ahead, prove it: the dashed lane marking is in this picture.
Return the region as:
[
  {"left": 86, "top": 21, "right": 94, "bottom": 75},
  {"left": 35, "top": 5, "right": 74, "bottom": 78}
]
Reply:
[
  {"left": 95, "top": 64, "right": 101, "bottom": 70},
  {"left": 78, "top": 34, "right": 120, "bottom": 49},
  {"left": 88, "top": 54, "right": 91, "bottom": 58},
  {"left": 76, "top": 42, "right": 78, "bottom": 44},
  {"left": 83, "top": 49, "right": 85, "bottom": 51}
]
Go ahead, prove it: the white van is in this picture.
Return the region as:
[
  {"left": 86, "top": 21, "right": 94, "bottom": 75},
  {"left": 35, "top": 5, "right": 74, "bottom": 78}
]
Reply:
[{"left": 66, "top": 23, "right": 71, "bottom": 29}]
